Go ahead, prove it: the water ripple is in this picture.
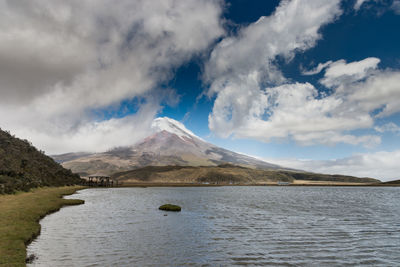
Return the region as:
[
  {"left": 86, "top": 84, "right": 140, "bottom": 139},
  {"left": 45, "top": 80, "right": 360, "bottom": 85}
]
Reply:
[{"left": 28, "top": 186, "right": 400, "bottom": 266}]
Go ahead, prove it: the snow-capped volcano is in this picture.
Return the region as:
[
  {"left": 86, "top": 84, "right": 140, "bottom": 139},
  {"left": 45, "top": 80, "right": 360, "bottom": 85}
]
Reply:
[
  {"left": 151, "top": 117, "right": 202, "bottom": 141},
  {"left": 55, "top": 117, "right": 282, "bottom": 176}
]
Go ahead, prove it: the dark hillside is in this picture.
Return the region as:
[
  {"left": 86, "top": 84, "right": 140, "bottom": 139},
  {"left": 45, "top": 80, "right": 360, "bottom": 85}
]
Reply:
[
  {"left": 381, "top": 179, "right": 400, "bottom": 185},
  {"left": 0, "top": 129, "right": 82, "bottom": 193}
]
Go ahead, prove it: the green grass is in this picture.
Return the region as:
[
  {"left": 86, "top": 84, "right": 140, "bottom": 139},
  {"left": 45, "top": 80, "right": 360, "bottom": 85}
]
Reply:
[{"left": 0, "top": 186, "right": 85, "bottom": 267}]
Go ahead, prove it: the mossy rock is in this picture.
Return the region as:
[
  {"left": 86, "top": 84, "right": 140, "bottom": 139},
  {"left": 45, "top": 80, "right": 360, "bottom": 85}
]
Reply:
[{"left": 159, "top": 204, "right": 181, "bottom": 212}]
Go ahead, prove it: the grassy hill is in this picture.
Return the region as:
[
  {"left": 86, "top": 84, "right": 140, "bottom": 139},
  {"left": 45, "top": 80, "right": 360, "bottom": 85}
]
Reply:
[
  {"left": 381, "top": 179, "right": 400, "bottom": 185},
  {"left": 112, "top": 164, "right": 380, "bottom": 185},
  {"left": 0, "top": 129, "right": 83, "bottom": 194}
]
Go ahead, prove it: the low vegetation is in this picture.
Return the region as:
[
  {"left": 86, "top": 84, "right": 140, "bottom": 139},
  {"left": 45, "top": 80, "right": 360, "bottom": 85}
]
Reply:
[
  {"left": 0, "top": 128, "right": 83, "bottom": 194},
  {"left": 0, "top": 186, "right": 85, "bottom": 266},
  {"left": 278, "top": 171, "right": 379, "bottom": 183}
]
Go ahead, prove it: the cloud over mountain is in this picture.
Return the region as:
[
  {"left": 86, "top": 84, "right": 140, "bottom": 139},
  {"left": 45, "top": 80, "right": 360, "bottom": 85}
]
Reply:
[{"left": 0, "top": 0, "right": 224, "bottom": 153}]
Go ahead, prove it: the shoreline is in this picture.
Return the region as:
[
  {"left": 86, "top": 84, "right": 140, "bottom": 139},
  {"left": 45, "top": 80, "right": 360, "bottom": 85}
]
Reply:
[
  {"left": 115, "top": 182, "right": 400, "bottom": 187},
  {"left": 0, "top": 186, "right": 86, "bottom": 266}
]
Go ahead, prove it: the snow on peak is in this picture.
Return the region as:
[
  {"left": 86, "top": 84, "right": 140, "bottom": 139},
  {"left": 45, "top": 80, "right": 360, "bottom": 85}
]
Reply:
[{"left": 151, "top": 117, "right": 202, "bottom": 140}]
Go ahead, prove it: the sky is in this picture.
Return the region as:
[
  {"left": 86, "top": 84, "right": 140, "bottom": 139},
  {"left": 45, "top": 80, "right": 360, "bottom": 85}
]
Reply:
[{"left": 0, "top": 0, "right": 400, "bottom": 181}]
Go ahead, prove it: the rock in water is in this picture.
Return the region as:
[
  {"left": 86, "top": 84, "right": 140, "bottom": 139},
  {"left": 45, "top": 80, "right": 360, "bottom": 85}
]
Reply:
[{"left": 159, "top": 204, "right": 181, "bottom": 212}]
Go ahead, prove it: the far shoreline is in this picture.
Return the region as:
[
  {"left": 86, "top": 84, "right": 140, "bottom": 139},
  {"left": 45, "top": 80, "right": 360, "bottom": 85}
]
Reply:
[{"left": 111, "top": 181, "right": 400, "bottom": 188}]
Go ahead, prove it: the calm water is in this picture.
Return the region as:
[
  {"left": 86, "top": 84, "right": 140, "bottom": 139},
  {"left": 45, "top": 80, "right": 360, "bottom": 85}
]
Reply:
[{"left": 27, "top": 187, "right": 400, "bottom": 266}]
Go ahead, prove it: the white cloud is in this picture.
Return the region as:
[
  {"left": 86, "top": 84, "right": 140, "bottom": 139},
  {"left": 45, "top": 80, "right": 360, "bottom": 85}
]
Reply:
[
  {"left": 206, "top": 0, "right": 353, "bottom": 146},
  {"left": 354, "top": 0, "right": 370, "bottom": 10},
  {"left": 374, "top": 122, "right": 400, "bottom": 133},
  {"left": 209, "top": 80, "right": 382, "bottom": 147},
  {"left": 0, "top": 0, "right": 224, "bottom": 153},
  {"left": 206, "top": 2, "right": 400, "bottom": 150},
  {"left": 346, "top": 70, "right": 400, "bottom": 118},
  {"left": 204, "top": 0, "right": 342, "bottom": 92},
  {"left": 265, "top": 150, "right": 400, "bottom": 182},
  {"left": 302, "top": 61, "right": 333, "bottom": 75},
  {"left": 354, "top": 0, "right": 400, "bottom": 15},
  {"left": 14, "top": 103, "right": 158, "bottom": 154},
  {"left": 392, "top": 0, "right": 400, "bottom": 14},
  {"left": 319, "top": 57, "right": 380, "bottom": 89}
]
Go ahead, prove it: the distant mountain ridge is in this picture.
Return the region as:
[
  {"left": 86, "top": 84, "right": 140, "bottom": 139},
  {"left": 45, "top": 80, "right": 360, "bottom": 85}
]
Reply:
[
  {"left": 0, "top": 128, "right": 82, "bottom": 193},
  {"left": 56, "top": 117, "right": 283, "bottom": 176},
  {"left": 112, "top": 164, "right": 380, "bottom": 185}
]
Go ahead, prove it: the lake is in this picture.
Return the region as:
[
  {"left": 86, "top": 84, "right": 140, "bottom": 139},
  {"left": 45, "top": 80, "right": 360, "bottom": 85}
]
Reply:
[{"left": 27, "top": 187, "right": 400, "bottom": 266}]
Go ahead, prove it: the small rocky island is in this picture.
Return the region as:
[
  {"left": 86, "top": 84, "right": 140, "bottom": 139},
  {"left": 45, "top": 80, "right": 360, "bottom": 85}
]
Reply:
[{"left": 159, "top": 204, "right": 181, "bottom": 212}]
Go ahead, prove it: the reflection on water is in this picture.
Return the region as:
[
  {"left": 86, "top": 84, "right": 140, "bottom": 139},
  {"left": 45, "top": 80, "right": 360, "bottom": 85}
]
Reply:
[{"left": 28, "top": 187, "right": 400, "bottom": 266}]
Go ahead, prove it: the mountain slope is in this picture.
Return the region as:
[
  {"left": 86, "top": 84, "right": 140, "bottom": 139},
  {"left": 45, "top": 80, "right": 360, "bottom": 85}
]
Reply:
[
  {"left": 58, "top": 117, "right": 282, "bottom": 176},
  {"left": 0, "top": 128, "right": 83, "bottom": 193},
  {"left": 112, "top": 165, "right": 380, "bottom": 185},
  {"left": 381, "top": 179, "right": 400, "bottom": 185}
]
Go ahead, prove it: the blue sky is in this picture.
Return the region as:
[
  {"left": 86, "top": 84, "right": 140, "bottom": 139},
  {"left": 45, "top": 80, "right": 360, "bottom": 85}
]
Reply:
[{"left": 1, "top": 0, "right": 400, "bottom": 180}]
